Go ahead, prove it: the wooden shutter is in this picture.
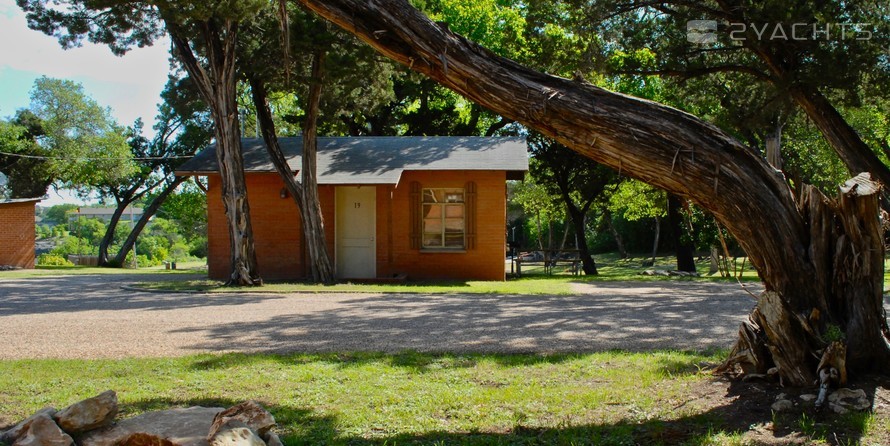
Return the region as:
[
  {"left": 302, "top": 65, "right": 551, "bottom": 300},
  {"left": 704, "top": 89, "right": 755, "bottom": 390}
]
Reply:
[
  {"left": 409, "top": 181, "right": 422, "bottom": 249},
  {"left": 465, "top": 181, "right": 477, "bottom": 250}
]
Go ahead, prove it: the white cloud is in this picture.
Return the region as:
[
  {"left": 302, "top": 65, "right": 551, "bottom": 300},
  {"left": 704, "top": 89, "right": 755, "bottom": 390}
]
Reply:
[
  {"left": 0, "top": 1, "right": 171, "bottom": 85},
  {"left": 0, "top": 0, "right": 171, "bottom": 127}
]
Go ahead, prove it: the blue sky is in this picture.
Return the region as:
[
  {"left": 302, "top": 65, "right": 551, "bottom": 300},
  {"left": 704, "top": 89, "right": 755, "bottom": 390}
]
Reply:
[{"left": 0, "top": 0, "right": 172, "bottom": 205}]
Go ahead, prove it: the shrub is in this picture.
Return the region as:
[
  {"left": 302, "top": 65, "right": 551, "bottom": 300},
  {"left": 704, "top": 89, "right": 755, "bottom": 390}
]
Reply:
[{"left": 37, "top": 253, "right": 74, "bottom": 266}]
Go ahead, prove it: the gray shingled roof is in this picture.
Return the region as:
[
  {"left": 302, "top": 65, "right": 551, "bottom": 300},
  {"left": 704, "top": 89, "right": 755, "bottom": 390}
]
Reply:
[{"left": 175, "top": 137, "right": 528, "bottom": 184}]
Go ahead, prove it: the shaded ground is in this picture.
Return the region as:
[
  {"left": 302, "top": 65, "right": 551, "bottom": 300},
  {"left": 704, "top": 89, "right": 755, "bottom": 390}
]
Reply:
[{"left": 0, "top": 274, "right": 764, "bottom": 359}]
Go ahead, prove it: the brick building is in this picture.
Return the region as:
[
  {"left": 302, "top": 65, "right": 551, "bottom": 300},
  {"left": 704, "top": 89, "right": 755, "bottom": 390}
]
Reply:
[
  {"left": 0, "top": 198, "right": 41, "bottom": 269},
  {"left": 176, "top": 137, "right": 527, "bottom": 281}
]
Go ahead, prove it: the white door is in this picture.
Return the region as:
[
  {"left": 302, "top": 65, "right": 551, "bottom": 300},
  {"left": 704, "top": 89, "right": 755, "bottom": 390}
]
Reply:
[{"left": 336, "top": 186, "right": 376, "bottom": 279}]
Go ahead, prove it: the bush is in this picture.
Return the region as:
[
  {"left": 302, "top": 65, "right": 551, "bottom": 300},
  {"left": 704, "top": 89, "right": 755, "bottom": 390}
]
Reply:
[
  {"left": 50, "top": 236, "right": 95, "bottom": 258},
  {"left": 137, "top": 254, "right": 162, "bottom": 267},
  {"left": 189, "top": 237, "right": 208, "bottom": 259},
  {"left": 37, "top": 253, "right": 74, "bottom": 266}
]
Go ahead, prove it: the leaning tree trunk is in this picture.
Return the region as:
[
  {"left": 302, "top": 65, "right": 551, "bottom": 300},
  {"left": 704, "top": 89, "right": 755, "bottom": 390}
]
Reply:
[
  {"left": 111, "top": 176, "right": 186, "bottom": 267},
  {"left": 747, "top": 43, "right": 890, "bottom": 201},
  {"left": 297, "top": 0, "right": 890, "bottom": 384},
  {"left": 167, "top": 18, "right": 261, "bottom": 286},
  {"left": 97, "top": 200, "right": 128, "bottom": 266},
  {"left": 789, "top": 85, "right": 890, "bottom": 192},
  {"left": 248, "top": 56, "right": 336, "bottom": 284}
]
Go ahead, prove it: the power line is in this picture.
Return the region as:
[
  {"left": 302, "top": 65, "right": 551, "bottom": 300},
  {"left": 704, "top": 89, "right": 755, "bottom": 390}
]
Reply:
[{"left": 0, "top": 150, "right": 193, "bottom": 161}]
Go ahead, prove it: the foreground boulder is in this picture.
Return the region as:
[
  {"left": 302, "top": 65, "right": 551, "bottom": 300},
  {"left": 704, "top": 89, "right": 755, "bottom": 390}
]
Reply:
[
  {"left": 11, "top": 414, "right": 73, "bottom": 446},
  {"left": 79, "top": 407, "right": 224, "bottom": 446},
  {"left": 208, "top": 422, "right": 265, "bottom": 446},
  {"left": 206, "top": 402, "right": 275, "bottom": 440},
  {"left": 54, "top": 391, "right": 118, "bottom": 434},
  {"left": 0, "top": 408, "right": 57, "bottom": 444}
]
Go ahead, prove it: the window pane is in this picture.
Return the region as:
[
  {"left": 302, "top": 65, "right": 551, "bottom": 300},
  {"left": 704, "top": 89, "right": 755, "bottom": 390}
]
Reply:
[
  {"left": 444, "top": 218, "right": 464, "bottom": 232},
  {"left": 423, "top": 233, "right": 442, "bottom": 247},
  {"left": 422, "top": 190, "right": 436, "bottom": 203},
  {"left": 445, "top": 191, "right": 464, "bottom": 203},
  {"left": 445, "top": 205, "right": 463, "bottom": 218},
  {"left": 444, "top": 234, "right": 464, "bottom": 247},
  {"left": 424, "top": 217, "right": 442, "bottom": 233},
  {"left": 423, "top": 204, "right": 441, "bottom": 218}
]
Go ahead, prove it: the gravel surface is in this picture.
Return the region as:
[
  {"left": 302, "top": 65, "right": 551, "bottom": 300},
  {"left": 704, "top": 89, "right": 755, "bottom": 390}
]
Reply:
[{"left": 0, "top": 273, "right": 877, "bottom": 360}]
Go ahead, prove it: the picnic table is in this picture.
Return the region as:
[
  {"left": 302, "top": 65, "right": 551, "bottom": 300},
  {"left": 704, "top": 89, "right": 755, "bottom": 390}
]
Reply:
[{"left": 514, "top": 249, "right": 582, "bottom": 277}]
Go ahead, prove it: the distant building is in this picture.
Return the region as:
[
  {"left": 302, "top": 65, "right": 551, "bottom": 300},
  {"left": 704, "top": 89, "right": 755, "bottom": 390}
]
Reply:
[
  {"left": 67, "top": 206, "right": 144, "bottom": 228},
  {"left": 0, "top": 198, "right": 42, "bottom": 268}
]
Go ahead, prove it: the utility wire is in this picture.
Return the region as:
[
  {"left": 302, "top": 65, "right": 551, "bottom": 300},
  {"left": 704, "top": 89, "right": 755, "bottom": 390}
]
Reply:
[{"left": 0, "top": 150, "right": 193, "bottom": 161}]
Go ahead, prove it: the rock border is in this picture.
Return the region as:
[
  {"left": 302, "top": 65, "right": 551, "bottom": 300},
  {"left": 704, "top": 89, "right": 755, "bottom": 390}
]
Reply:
[{"left": 1, "top": 392, "right": 278, "bottom": 446}]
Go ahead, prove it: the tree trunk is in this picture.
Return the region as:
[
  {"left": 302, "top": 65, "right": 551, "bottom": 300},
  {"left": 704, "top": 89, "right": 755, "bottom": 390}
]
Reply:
[
  {"left": 603, "top": 208, "right": 627, "bottom": 259},
  {"left": 649, "top": 216, "right": 661, "bottom": 267},
  {"left": 709, "top": 245, "right": 719, "bottom": 275},
  {"left": 765, "top": 122, "right": 782, "bottom": 171},
  {"left": 299, "top": 52, "right": 336, "bottom": 284},
  {"left": 167, "top": 18, "right": 261, "bottom": 286},
  {"left": 565, "top": 199, "right": 597, "bottom": 274},
  {"left": 789, "top": 85, "right": 890, "bottom": 191},
  {"left": 297, "top": 0, "right": 890, "bottom": 384},
  {"left": 668, "top": 194, "right": 696, "bottom": 272},
  {"left": 111, "top": 176, "right": 186, "bottom": 267},
  {"left": 248, "top": 57, "right": 336, "bottom": 284},
  {"left": 97, "top": 200, "right": 127, "bottom": 266}
]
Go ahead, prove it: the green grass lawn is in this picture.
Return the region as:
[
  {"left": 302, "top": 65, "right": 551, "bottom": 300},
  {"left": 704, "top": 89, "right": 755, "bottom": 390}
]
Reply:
[
  {"left": 7, "top": 253, "right": 889, "bottom": 296},
  {"left": 1, "top": 351, "right": 883, "bottom": 445},
  {"left": 127, "top": 253, "right": 763, "bottom": 295},
  {"left": 0, "top": 260, "right": 207, "bottom": 279}
]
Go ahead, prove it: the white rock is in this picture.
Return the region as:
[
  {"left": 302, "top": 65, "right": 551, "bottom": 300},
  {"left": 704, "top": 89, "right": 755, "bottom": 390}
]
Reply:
[
  {"left": 799, "top": 394, "right": 816, "bottom": 402},
  {"left": 828, "top": 388, "right": 870, "bottom": 411},
  {"left": 209, "top": 423, "right": 265, "bottom": 446},
  {"left": 771, "top": 399, "right": 794, "bottom": 412}
]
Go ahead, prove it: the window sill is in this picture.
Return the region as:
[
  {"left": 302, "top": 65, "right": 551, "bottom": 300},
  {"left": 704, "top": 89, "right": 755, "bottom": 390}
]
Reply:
[{"left": 420, "top": 248, "right": 467, "bottom": 254}]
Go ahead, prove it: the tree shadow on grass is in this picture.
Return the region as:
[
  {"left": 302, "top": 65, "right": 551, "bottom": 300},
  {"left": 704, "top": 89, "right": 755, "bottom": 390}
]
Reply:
[
  {"left": 116, "top": 378, "right": 887, "bottom": 446},
  {"left": 188, "top": 351, "right": 590, "bottom": 375},
  {"left": 186, "top": 350, "right": 723, "bottom": 376},
  {"left": 173, "top": 353, "right": 887, "bottom": 445}
]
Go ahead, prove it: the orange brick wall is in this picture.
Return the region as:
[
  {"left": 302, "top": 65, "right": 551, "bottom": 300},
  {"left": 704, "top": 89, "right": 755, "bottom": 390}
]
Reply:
[
  {"left": 379, "top": 170, "right": 506, "bottom": 281},
  {"left": 207, "top": 174, "right": 304, "bottom": 281},
  {"left": 0, "top": 201, "right": 37, "bottom": 268},
  {"left": 205, "top": 170, "right": 507, "bottom": 282}
]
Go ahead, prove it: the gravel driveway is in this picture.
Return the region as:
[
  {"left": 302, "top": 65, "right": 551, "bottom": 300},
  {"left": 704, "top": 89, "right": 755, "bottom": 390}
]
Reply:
[{"left": 0, "top": 273, "right": 843, "bottom": 359}]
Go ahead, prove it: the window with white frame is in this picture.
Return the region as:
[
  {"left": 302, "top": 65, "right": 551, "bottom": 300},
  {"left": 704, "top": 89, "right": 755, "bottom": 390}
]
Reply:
[{"left": 422, "top": 188, "right": 465, "bottom": 249}]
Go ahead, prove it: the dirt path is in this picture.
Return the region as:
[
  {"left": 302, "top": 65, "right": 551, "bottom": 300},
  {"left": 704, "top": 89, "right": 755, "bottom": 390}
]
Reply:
[
  {"left": 0, "top": 274, "right": 776, "bottom": 359},
  {"left": 5, "top": 275, "right": 885, "bottom": 360}
]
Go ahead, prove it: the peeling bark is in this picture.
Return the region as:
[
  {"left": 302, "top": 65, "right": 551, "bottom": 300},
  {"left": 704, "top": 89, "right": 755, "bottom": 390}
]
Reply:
[
  {"left": 167, "top": 18, "right": 261, "bottom": 286},
  {"left": 248, "top": 53, "right": 335, "bottom": 284},
  {"left": 299, "top": 51, "right": 336, "bottom": 284}
]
